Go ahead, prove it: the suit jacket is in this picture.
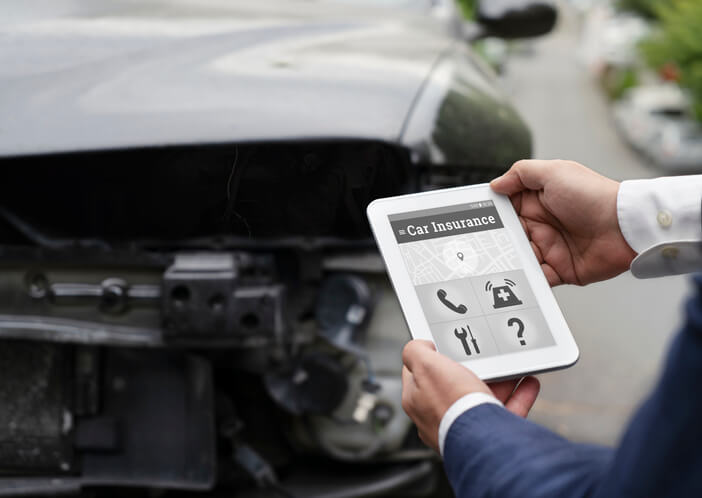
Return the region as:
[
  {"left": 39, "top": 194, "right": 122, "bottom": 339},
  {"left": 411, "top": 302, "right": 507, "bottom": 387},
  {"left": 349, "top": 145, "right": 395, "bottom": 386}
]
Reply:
[{"left": 443, "top": 274, "right": 702, "bottom": 497}]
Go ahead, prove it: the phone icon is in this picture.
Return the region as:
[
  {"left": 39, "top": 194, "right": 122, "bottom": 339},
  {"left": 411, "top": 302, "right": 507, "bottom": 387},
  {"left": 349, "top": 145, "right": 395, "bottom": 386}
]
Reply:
[{"left": 436, "top": 289, "right": 467, "bottom": 314}]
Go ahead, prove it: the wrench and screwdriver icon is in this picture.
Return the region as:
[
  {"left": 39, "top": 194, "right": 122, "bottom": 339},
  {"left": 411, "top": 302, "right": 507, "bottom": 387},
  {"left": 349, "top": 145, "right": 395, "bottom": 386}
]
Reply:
[{"left": 454, "top": 326, "right": 480, "bottom": 356}]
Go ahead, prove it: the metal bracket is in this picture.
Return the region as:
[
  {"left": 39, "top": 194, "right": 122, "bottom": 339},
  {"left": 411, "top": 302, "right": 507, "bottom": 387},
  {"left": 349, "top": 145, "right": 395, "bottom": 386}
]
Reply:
[
  {"left": 162, "top": 253, "right": 286, "bottom": 345},
  {"left": 49, "top": 278, "right": 160, "bottom": 314}
]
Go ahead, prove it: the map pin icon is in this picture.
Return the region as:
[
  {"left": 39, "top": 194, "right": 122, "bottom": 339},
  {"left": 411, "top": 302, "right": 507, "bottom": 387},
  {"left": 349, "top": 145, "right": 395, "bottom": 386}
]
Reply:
[{"left": 457, "top": 252, "right": 464, "bottom": 261}]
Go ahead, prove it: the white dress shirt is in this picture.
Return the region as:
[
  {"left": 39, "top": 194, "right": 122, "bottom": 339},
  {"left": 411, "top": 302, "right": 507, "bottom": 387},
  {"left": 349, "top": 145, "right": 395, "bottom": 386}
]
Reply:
[{"left": 437, "top": 175, "right": 702, "bottom": 456}]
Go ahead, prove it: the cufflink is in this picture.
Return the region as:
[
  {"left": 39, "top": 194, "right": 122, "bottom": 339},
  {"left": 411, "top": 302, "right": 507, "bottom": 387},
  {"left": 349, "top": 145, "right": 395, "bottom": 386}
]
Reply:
[
  {"left": 631, "top": 241, "right": 699, "bottom": 278},
  {"left": 661, "top": 246, "right": 679, "bottom": 259}
]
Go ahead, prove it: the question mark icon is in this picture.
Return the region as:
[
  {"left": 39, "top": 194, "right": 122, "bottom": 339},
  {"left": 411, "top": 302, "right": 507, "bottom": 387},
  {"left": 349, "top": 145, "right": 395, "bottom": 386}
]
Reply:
[{"left": 508, "top": 317, "right": 526, "bottom": 346}]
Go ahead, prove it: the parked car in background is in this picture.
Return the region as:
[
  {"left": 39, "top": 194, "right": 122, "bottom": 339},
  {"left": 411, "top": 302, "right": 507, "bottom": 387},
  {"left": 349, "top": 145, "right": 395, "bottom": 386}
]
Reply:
[
  {"left": 645, "top": 119, "right": 702, "bottom": 173},
  {"left": 0, "top": 0, "right": 556, "bottom": 496},
  {"left": 612, "top": 84, "right": 691, "bottom": 151},
  {"left": 579, "top": 7, "right": 650, "bottom": 74},
  {"left": 612, "top": 83, "right": 702, "bottom": 172}
]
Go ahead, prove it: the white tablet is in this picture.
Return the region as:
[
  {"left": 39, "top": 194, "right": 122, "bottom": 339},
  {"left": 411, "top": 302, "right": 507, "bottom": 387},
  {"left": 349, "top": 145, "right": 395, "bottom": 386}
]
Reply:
[{"left": 367, "top": 184, "right": 578, "bottom": 381}]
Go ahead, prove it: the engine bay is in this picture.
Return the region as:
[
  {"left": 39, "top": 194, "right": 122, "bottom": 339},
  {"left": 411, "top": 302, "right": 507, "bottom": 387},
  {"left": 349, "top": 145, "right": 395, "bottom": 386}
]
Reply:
[{"left": 0, "top": 141, "right": 461, "bottom": 496}]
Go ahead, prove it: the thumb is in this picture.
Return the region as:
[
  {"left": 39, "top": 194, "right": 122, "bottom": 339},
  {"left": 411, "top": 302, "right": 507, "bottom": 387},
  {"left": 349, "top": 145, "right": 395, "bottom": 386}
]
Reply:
[
  {"left": 402, "top": 339, "right": 437, "bottom": 373},
  {"left": 490, "top": 159, "right": 554, "bottom": 195}
]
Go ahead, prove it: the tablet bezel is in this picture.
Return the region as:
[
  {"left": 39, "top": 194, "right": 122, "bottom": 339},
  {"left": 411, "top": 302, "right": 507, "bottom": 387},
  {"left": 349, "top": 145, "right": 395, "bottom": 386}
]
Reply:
[{"left": 367, "top": 183, "right": 579, "bottom": 381}]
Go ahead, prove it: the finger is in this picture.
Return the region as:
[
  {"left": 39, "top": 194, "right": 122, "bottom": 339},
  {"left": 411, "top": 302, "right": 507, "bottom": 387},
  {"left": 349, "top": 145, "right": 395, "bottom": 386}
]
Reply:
[
  {"left": 519, "top": 216, "right": 529, "bottom": 236},
  {"left": 530, "top": 240, "right": 544, "bottom": 264},
  {"left": 510, "top": 191, "right": 523, "bottom": 214},
  {"left": 490, "top": 160, "right": 555, "bottom": 196},
  {"left": 488, "top": 379, "right": 519, "bottom": 404},
  {"left": 504, "top": 376, "right": 540, "bottom": 417},
  {"left": 401, "top": 365, "right": 415, "bottom": 389},
  {"left": 402, "top": 340, "right": 437, "bottom": 373},
  {"left": 401, "top": 365, "right": 416, "bottom": 415},
  {"left": 541, "top": 263, "right": 563, "bottom": 287},
  {"left": 417, "top": 428, "right": 432, "bottom": 449}
]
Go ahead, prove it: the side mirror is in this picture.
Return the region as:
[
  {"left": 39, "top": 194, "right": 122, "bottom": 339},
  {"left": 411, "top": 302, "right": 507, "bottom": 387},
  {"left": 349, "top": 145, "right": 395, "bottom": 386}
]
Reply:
[{"left": 471, "top": 0, "right": 557, "bottom": 40}]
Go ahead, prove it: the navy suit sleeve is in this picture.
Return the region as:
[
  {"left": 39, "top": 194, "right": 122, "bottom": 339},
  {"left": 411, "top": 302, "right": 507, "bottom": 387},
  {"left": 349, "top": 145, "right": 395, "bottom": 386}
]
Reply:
[
  {"left": 443, "top": 404, "right": 612, "bottom": 498},
  {"left": 591, "top": 276, "right": 702, "bottom": 497},
  {"left": 443, "top": 274, "right": 702, "bottom": 498}
]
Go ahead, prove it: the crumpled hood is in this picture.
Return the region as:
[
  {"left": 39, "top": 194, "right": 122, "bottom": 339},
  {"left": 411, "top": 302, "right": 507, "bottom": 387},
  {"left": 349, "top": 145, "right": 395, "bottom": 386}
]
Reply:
[{"left": 0, "top": 0, "right": 452, "bottom": 156}]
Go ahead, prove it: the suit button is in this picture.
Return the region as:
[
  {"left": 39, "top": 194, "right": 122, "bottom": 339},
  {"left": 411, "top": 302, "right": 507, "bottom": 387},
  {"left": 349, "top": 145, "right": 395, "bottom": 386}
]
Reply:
[
  {"left": 661, "top": 246, "right": 679, "bottom": 259},
  {"left": 657, "top": 210, "right": 673, "bottom": 228}
]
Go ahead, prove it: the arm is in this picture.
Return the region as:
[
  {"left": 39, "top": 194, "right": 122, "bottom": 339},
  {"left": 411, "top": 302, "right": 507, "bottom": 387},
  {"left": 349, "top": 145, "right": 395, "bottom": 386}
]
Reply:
[
  {"left": 410, "top": 276, "right": 702, "bottom": 498},
  {"left": 443, "top": 404, "right": 612, "bottom": 498},
  {"left": 406, "top": 279, "right": 702, "bottom": 498},
  {"left": 402, "top": 341, "right": 612, "bottom": 498},
  {"left": 589, "top": 275, "right": 702, "bottom": 497}
]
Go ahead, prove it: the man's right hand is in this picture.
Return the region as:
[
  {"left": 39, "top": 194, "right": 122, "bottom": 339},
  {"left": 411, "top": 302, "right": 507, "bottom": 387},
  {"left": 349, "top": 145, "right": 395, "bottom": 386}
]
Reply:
[{"left": 490, "top": 159, "right": 637, "bottom": 286}]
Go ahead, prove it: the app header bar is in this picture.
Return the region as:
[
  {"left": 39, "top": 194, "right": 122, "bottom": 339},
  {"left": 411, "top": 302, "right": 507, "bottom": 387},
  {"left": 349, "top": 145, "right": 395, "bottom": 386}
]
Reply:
[{"left": 389, "top": 203, "right": 503, "bottom": 243}]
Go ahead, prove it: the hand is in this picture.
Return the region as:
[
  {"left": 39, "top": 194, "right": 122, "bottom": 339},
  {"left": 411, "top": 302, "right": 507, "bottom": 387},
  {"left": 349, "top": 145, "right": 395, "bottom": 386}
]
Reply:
[
  {"left": 490, "top": 159, "right": 636, "bottom": 286},
  {"left": 401, "top": 340, "right": 540, "bottom": 453}
]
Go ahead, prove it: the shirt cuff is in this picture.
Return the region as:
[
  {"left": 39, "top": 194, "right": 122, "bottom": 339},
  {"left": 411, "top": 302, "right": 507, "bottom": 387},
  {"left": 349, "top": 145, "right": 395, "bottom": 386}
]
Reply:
[
  {"left": 617, "top": 176, "right": 702, "bottom": 256},
  {"left": 438, "top": 392, "right": 503, "bottom": 457},
  {"left": 629, "top": 240, "right": 702, "bottom": 278}
]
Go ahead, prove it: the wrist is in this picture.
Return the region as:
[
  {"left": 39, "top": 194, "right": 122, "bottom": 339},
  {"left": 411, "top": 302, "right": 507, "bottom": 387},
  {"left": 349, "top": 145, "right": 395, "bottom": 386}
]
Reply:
[
  {"left": 580, "top": 179, "right": 636, "bottom": 283},
  {"left": 613, "top": 181, "right": 638, "bottom": 267},
  {"left": 438, "top": 392, "right": 503, "bottom": 456}
]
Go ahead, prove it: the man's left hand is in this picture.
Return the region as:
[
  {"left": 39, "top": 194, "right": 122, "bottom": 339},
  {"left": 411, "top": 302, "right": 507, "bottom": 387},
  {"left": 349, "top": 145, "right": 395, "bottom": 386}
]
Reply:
[{"left": 401, "top": 339, "right": 541, "bottom": 452}]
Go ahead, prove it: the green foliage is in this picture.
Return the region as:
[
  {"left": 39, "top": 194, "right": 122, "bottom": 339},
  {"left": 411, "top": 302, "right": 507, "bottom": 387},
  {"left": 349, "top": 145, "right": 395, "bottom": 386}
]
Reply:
[
  {"left": 617, "top": 0, "right": 667, "bottom": 19},
  {"left": 602, "top": 67, "right": 640, "bottom": 100},
  {"left": 455, "top": 0, "right": 475, "bottom": 19},
  {"left": 640, "top": 0, "right": 702, "bottom": 119}
]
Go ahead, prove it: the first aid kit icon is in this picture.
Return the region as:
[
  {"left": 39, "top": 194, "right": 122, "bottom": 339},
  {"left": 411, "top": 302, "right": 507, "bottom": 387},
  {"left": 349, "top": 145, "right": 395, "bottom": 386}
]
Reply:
[{"left": 485, "top": 279, "right": 522, "bottom": 309}]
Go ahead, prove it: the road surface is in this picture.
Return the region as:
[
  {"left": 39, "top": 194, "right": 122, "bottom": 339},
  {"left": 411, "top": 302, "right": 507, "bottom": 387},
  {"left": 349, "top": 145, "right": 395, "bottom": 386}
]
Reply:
[{"left": 501, "top": 8, "right": 691, "bottom": 445}]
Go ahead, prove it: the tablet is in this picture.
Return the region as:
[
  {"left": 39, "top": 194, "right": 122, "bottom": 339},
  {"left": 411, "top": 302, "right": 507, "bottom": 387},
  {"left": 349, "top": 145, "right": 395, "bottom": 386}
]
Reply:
[{"left": 367, "top": 183, "right": 578, "bottom": 381}]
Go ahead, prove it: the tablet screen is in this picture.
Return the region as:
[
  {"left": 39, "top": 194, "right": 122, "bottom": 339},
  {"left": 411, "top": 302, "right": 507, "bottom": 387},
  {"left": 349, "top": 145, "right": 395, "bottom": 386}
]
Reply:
[{"left": 388, "top": 200, "right": 555, "bottom": 362}]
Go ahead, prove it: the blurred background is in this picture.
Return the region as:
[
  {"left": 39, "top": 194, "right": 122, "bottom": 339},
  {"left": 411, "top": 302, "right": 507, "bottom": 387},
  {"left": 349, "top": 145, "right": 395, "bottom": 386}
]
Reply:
[{"left": 472, "top": 0, "right": 699, "bottom": 446}]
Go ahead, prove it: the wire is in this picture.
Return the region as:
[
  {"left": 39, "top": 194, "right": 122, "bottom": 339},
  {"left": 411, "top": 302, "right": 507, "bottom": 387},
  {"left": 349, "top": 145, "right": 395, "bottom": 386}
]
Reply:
[
  {"left": 0, "top": 206, "right": 110, "bottom": 249},
  {"left": 223, "top": 146, "right": 253, "bottom": 238},
  {"left": 226, "top": 145, "right": 239, "bottom": 200}
]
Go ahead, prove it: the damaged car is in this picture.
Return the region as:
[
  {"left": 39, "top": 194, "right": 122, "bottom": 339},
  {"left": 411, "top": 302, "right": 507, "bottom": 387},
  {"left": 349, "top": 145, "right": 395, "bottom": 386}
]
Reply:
[{"left": 0, "top": 0, "right": 556, "bottom": 496}]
